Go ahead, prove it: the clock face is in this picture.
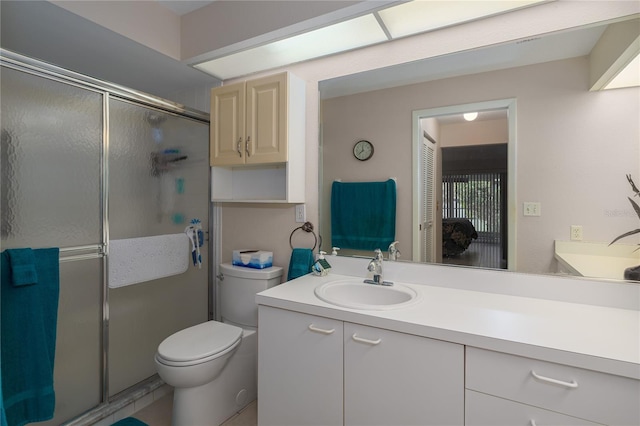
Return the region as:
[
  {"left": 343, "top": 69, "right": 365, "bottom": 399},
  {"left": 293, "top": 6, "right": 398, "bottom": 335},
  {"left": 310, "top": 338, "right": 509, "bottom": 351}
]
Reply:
[{"left": 353, "top": 140, "right": 374, "bottom": 161}]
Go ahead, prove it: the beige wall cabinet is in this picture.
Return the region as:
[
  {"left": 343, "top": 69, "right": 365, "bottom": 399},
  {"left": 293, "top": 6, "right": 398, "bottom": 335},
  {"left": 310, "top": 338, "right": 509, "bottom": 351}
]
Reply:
[{"left": 210, "top": 72, "right": 306, "bottom": 203}]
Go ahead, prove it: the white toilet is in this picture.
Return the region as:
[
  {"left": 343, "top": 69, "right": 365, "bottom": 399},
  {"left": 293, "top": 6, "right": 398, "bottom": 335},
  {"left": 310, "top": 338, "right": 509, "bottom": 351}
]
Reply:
[{"left": 155, "top": 263, "right": 282, "bottom": 426}]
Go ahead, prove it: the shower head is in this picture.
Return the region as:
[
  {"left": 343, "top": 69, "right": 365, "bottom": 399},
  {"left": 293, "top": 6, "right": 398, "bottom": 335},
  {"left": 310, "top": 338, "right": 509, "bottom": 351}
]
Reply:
[{"left": 145, "top": 112, "right": 167, "bottom": 126}]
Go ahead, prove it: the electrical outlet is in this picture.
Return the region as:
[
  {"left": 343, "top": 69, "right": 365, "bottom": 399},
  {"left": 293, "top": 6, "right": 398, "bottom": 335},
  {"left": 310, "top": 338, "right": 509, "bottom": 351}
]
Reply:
[
  {"left": 295, "top": 204, "right": 306, "bottom": 223},
  {"left": 570, "top": 225, "right": 583, "bottom": 241},
  {"left": 523, "top": 202, "right": 541, "bottom": 216}
]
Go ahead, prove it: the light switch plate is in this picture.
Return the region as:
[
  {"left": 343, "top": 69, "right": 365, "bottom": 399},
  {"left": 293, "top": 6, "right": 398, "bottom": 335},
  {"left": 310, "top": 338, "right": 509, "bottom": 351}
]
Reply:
[
  {"left": 523, "top": 202, "right": 541, "bottom": 216},
  {"left": 295, "top": 204, "right": 306, "bottom": 223}
]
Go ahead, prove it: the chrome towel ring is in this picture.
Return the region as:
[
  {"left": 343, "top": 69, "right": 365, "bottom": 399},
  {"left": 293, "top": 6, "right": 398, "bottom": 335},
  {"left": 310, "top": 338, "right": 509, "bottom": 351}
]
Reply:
[{"left": 289, "top": 222, "right": 318, "bottom": 250}]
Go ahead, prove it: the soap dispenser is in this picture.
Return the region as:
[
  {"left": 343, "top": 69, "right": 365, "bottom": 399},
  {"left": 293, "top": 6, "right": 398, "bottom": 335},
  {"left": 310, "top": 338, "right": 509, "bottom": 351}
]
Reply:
[{"left": 312, "top": 251, "right": 331, "bottom": 276}]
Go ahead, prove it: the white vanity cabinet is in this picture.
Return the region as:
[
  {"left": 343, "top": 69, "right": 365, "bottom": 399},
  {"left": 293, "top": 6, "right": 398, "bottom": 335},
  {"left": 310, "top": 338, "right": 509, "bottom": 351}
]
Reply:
[
  {"left": 257, "top": 305, "right": 465, "bottom": 426},
  {"left": 344, "top": 322, "right": 464, "bottom": 426},
  {"left": 258, "top": 306, "right": 343, "bottom": 426},
  {"left": 465, "top": 347, "right": 640, "bottom": 426}
]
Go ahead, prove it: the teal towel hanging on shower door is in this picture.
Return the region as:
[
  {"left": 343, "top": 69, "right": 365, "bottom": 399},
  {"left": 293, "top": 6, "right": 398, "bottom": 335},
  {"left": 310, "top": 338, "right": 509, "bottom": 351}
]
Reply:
[{"left": 1, "top": 248, "right": 60, "bottom": 426}]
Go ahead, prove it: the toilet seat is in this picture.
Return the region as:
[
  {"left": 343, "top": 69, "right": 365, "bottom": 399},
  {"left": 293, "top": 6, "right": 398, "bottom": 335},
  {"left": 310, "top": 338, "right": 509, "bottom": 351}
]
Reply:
[{"left": 156, "top": 321, "right": 242, "bottom": 367}]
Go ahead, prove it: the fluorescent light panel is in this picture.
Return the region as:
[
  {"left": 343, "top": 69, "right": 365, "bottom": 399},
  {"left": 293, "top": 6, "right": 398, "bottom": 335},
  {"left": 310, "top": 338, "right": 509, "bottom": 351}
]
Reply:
[
  {"left": 604, "top": 53, "right": 640, "bottom": 90},
  {"left": 195, "top": 0, "right": 548, "bottom": 80},
  {"left": 195, "top": 14, "right": 387, "bottom": 80},
  {"left": 378, "top": 0, "right": 546, "bottom": 38}
]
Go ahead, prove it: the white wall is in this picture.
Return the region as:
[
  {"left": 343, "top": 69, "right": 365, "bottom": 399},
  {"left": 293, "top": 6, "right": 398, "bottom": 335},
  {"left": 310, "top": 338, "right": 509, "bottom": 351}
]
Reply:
[
  {"left": 440, "top": 119, "right": 508, "bottom": 147},
  {"left": 51, "top": 0, "right": 182, "bottom": 60}
]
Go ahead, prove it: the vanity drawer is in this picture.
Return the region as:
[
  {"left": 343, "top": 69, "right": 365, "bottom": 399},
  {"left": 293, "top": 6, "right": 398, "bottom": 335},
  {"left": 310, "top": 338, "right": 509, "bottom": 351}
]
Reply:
[
  {"left": 465, "top": 390, "right": 603, "bottom": 426},
  {"left": 465, "top": 347, "right": 640, "bottom": 426}
]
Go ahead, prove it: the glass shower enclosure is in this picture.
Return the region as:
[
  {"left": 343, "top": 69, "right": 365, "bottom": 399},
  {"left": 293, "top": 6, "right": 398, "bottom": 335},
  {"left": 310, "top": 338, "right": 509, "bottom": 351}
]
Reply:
[{"left": 1, "top": 50, "right": 211, "bottom": 424}]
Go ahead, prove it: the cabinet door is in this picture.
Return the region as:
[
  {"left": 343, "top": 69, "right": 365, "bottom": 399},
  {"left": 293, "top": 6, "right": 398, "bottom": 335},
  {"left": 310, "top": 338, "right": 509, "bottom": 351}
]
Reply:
[
  {"left": 258, "top": 306, "right": 343, "bottom": 426},
  {"left": 344, "top": 323, "right": 464, "bottom": 426},
  {"left": 246, "top": 73, "right": 288, "bottom": 164},
  {"left": 210, "top": 82, "right": 245, "bottom": 166}
]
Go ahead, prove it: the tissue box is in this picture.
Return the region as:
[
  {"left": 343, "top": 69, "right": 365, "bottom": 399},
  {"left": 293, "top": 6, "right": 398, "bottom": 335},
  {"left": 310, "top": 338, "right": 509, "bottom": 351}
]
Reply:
[{"left": 232, "top": 250, "right": 273, "bottom": 269}]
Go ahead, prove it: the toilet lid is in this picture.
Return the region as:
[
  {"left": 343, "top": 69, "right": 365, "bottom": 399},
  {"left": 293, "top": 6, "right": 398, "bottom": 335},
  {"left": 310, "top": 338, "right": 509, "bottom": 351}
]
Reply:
[{"left": 157, "top": 321, "right": 242, "bottom": 363}]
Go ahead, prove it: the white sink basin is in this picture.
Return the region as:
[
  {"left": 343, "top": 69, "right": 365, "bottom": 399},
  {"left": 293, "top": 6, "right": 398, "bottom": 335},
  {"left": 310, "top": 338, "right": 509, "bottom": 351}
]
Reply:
[{"left": 314, "top": 279, "right": 419, "bottom": 310}]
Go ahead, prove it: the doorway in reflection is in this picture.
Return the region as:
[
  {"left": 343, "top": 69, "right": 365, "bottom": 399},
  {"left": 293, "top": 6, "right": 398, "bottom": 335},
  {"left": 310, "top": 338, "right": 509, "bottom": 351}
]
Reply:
[
  {"left": 442, "top": 170, "right": 506, "bottom": 269},
  {"left": 414, "top": 100, "right": 514, "bottom": 270}
]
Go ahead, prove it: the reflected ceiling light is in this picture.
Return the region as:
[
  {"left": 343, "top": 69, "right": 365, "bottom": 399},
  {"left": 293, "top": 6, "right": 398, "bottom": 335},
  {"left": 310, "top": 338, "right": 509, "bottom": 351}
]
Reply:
[
  {"left": 194, "top": 14, "right": 387, "bottom": 80},
  {"left": 603, "top": 52, "right": 640, "bottom": 90},
  {"left": 463, "top": 112, "right": 479, "bottom": 121},
  {"left": 194, "top": 0, "right": 548, "bottom": 80}
]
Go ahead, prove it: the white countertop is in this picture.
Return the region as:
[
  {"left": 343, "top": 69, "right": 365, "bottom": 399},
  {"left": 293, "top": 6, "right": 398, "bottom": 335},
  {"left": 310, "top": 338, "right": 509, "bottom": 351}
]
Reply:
[{"left": 256, "top": 258, "right": 640, "bottom": 380}]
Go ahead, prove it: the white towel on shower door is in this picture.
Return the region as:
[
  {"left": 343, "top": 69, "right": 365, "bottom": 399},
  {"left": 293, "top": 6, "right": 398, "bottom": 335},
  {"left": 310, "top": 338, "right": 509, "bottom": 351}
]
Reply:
[{"left": 108, "top": 233, "right": 190, "bottom": 288}]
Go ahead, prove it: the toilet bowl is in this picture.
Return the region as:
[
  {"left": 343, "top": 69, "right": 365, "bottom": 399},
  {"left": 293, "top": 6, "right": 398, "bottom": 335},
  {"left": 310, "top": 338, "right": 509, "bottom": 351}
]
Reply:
[
  {"left": 154, "top": 263, "right": 282, "bottom": 426},
  {"left": 154, "top": 321, "right": 242, "bottom": 388}
]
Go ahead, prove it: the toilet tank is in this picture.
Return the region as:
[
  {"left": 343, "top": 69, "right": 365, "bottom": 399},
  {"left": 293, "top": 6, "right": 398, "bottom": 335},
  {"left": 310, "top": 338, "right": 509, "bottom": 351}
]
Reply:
[{"left": 219, "top": 263, "right": 283, "bottom": 328}]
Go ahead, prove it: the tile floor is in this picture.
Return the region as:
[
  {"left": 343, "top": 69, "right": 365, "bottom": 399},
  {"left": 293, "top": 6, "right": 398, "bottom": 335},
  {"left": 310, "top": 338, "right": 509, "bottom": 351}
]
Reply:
[{"left": 131, "top": 393, "right": 257, "bottom": 426}]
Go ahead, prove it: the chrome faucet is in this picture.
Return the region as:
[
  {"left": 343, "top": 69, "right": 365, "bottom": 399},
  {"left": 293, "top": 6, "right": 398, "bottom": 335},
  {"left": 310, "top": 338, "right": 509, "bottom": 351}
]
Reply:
[
  {"left": 365, "top": 249, "right": 393, "bottom": 286},
  {"left": 388, "top": 241, "right": 400, "bottom": 261}
]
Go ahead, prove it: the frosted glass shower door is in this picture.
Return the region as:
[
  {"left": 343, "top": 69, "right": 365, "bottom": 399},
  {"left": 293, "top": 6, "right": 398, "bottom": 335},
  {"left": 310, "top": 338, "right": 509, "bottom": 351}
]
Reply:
[
  {"left": 1, "top": 66, "right": 104, "bottom": 425},
  {"left": 107, "top": 99, "right": 210, "bottom": 396}
]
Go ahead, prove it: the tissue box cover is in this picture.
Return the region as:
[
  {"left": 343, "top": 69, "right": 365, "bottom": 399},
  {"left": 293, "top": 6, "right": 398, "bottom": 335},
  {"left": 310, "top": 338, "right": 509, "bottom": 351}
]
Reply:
[{"left": 232, "top": 250, "right": 273, "bottom": 269}]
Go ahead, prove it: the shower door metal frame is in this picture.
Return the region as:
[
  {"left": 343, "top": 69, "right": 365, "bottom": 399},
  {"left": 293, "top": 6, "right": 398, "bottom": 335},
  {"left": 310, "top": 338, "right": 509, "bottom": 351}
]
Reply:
[{"left": 0, "top": 48, "right": 212, "bottom": 419}]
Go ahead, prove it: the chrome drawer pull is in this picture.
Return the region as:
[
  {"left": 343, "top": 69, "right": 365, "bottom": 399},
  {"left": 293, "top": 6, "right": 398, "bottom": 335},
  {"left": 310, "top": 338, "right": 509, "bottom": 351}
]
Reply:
[
  {"left": 352, "top": 333, "right": 382, "bottom": 345},
  {"left": 531, "top": 370, "right": 578, "bottom": 389},
  {"left": 308, "top": 324, "right": 335, "bottom": 335}
]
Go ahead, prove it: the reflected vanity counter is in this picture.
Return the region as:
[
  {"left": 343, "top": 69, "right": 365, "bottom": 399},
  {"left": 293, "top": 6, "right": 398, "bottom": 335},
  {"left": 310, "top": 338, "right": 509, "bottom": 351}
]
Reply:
[
  {"left": 256, "top": 256, "right": 640, "bottom": 426},
  {"left": 555, "top": 240, "right": 640, "bottom": 281}
]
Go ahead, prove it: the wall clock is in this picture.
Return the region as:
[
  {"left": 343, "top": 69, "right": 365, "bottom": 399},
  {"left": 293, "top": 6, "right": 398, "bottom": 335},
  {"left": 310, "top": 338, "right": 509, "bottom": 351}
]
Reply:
[{"left": 353, "top": 140, "right": 374, "bottom": 161}]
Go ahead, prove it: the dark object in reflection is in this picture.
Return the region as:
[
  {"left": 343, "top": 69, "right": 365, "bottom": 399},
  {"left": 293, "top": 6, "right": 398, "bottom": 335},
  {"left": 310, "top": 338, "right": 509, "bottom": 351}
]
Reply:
[{"left": 442, "top": 218, "right": 478, "bottom": 257}]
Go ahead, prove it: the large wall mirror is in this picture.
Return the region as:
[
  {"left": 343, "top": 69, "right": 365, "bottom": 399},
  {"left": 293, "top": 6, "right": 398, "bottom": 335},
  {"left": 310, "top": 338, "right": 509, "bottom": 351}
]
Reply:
[{"left": 319, "top": 16, "right": 640, "bottom": 283}]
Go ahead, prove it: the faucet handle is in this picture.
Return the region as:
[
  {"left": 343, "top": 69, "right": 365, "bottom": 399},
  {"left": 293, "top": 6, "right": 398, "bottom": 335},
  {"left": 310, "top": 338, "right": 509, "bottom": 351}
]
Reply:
[
  {"left": 388, "top": 241, "right": 400, "bottom": 260},
  {"left": 374, "top": 248, "right": 383, "bottom": 260}
]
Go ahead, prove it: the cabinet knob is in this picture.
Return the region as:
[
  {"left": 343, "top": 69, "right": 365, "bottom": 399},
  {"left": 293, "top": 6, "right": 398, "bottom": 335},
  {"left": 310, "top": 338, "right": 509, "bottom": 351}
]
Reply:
[
  {"left": 245, "top": 136, "right": 251, "bottom": 157},
  {"left": 236, "top": 137, "right": 242, "bottom": 157}
]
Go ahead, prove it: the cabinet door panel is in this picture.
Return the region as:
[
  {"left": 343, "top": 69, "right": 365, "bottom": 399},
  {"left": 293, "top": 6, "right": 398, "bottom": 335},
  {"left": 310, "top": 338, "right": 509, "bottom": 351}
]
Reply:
[
  {"left": 211, "top": 82, "right": 245, "bottom": 166},
  {"left": 344, "top": 323, "right": 464, "bottom": 426},
  {"left": 246, "top": 73, "right": 287, "bottom": 163},
  {"left": 466, "top": 390, "right": 602, "bottom": 426},
  {"left": 258, "top": 306, "right": 343, "bottom": 426}
]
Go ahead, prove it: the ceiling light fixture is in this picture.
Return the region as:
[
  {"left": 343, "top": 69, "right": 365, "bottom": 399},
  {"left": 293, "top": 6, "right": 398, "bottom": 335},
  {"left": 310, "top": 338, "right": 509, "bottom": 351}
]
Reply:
[
  {"left": 194, "top": 14, "right": 387, "bottom": 80},
  {"left": 377, "top": 0, "right": 543, "bottom": 39},
  {"left": 193, "top": 0, "right": 546, "bottom": 80},
  {"left": 463, "top": 112, "right": 479, "bottom": 121}
]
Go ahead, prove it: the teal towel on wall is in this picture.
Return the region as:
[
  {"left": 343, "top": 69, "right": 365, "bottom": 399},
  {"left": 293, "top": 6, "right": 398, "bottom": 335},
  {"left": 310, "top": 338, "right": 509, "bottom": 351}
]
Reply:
[
  {"left": 287, "top": 248, "right": 314, "bottom": 281},
  {"left": 1, "top": 248, "right": 60, "bottom": 426},
  {"left": 331, "top": 179, "right": 397, "bottom": 251},
  {"left": 6, "top": 248, "right": 38, "bottom": 286}
]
